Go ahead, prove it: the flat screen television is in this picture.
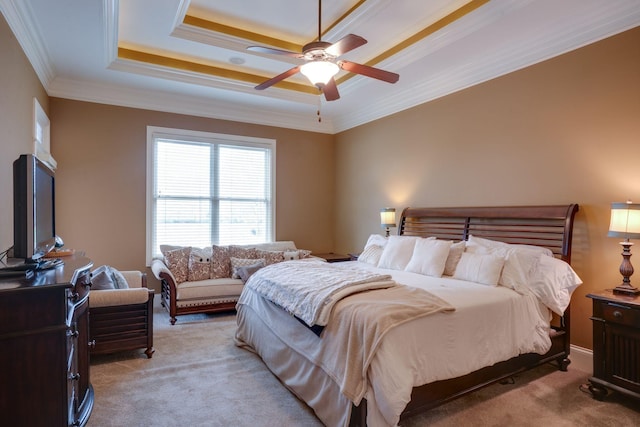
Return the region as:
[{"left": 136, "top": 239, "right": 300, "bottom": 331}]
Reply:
[{"left": 13, "top": 154, "right": 56, "bottom": 261}]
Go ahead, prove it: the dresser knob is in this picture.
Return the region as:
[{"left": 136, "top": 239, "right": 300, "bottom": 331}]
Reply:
[
  {"left": 613, "top": 310, "right": 623, "bottom": 318},
  {"left": 88, "top": 340, "right": 96, "bottom": 348},
  {"left": 69, "top": 373, "right": 80, "bottom": 381}
]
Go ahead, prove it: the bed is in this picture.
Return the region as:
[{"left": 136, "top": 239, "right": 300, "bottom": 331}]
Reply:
[{"left": 235, "top": 204, "right": 580, "bottom": 426}]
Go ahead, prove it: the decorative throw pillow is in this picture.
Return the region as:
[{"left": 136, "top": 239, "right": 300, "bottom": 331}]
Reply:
[
  {"left": 164, "top": 247, "right": 191, "bottom": 284},
  {"left": 358, "top": 244, "right": 384, "bottom": 266},
  {"left": 453, "top": 252, "right": 505, "bottom": 286},
  {"left": 111, "top": 267, "right": 129, "bottom": 289},
  {"left": 404, "top": 238, "right": 452, "bottom": 277},
  {"left": 377, "top": 235, "right": 423, "bottom": 271},
  {"left": 254, "top": 241, "right": 297, "bottom": 252},
  {"left": 298, "top": 249, "right": 312, "bottom": 259},
  {"left": 91, "top": 265, "right": 116, "bottom": 290},
  {"left": 443, "top": 241, "right": 466, "bottom": 276},
  {"left": 188, "top": 247, "right": 212, "bottom": 281},
  {"left": 255, "top": 249, "right": 285, "bottom": 265},
  {"left": 230, "top": 257, "right": 265, "bottom": 279},
  {"left": 160, "top": 244, "right": 185, "bottom": 257},
  {"left": 283, "top": 250, "right": 300, "bottom": 260},
  {"left": 92, "top": 265, "right": 129, "bottom": 290},
  {"left": 229, "top": 246, "right": 258, "bottom": 260},
  {"left": 210, "top": 245, "right": 231, "bottom": 279},
  {"left": 283, "top": 249, "right": 312, "bottom": 260},
  {"left": 236, "top": 262, "right": 265, "bottom": 283}
]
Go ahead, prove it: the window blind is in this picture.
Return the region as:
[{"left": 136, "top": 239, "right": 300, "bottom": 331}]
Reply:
[{"left": 147, "top": 128, "right": 275, "bottom": 263}]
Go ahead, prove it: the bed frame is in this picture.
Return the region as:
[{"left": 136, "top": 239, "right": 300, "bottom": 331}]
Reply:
[{"left": 350, "top": 204, "right": 580, "bottom": 426}]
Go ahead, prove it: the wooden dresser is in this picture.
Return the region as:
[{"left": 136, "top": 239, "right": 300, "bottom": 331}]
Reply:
[
  {"left": 0, "top": 255, "right": 94, "bottom": 426},
  {"left": 587, "top": 289, "right": 640, "bottom": 401}
]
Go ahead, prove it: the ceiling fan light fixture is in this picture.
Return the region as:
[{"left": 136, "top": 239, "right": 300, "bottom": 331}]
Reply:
[{"left": 300, "top": 61, "right": 339, "bottom": 87}]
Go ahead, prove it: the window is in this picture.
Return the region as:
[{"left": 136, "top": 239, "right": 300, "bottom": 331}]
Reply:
[{"left": 146, "top": 127, "right": 275, "bottom": 264}]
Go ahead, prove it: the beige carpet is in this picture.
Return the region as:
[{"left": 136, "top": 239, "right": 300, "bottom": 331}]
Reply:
[{"left": 88, "top": 301, "right": 639, "bottom": 427}]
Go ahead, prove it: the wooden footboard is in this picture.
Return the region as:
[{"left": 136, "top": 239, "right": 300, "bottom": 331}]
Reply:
[{"left": 349, "top": 203, "right": 579, "bottom": 426}]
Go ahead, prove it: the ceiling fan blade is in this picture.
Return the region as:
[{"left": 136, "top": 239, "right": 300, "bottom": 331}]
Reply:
[
  {"left": 322, "top": 78, "right": 340, "bottom": 101},
  {"left": 325, "top": 34, "right": 367, "bottom": 57},
  {"left": 255, "top": 66, "right": 301, "bottom": 90},
  {"left": 247, "top": 46, "right": 303, "bottom": 58},
  {"left": 339, "top": 60, "right": 399, "bottom": 84}
]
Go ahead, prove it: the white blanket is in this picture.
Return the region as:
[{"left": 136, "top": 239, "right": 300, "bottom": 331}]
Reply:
[{"left": 244, "top": 260, "right": 394, "bottom": 327}]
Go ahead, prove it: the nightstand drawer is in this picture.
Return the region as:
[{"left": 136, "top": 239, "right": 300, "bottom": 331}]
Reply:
[{"left": 602, "top": 302, "right": 640, "bottom": 327}]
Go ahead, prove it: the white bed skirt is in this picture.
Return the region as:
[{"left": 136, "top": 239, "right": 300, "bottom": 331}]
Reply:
[{"left": 235, "top": 302, "right": 353, "bottom": 427}]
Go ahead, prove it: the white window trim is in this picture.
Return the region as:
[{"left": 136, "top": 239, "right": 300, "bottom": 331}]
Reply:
[{"left": 146, "top": 126, "right": 276, "bottom": 265}]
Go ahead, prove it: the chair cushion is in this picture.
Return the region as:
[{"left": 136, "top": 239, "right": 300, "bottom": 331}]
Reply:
[
  {"left": 90, "top": 288, "right": 150, "bottom": 308},
  {"left": 176, "top": 278, "right": 244, "bottom": 300}
]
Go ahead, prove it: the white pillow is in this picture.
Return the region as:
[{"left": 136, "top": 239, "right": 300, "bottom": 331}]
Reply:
[
  {"left": 497, "top": 249, "right": 542, "bottom": 290},
  {"left": 465, "top": 235, "right": 554, "bottom": 290},
  {"left": 364, "top": 234, "right": 388, "bottom": 251},
  {"left": 377, "top": 235, "right": 423, "bottom": 270},
  {"left": 405, "top": 239, "right": 452, "bottom": 277},
  {"left": 443, "top": 241, "right": 466, "bottom": 276},
  {"left": 358, "top": 244, "right": 384, "bottom": 266},
  {"left": 453, "top": 252, "right": 505, "bottom": 286},
  {"left": 466, "top": 235, "right": 553, "bottom": 257},
  {"left": 524, "top": 255, "right": 582, "bottom": 315}
]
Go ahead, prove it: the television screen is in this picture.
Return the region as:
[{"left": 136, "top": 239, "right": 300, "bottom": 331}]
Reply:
[{"left": 13, "top": 154, "right": 56, "bottom": 260}]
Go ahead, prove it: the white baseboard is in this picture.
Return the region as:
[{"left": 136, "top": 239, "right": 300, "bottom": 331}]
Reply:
[{"left": 569, "top": 345, "right": 592, "bottom": 373}]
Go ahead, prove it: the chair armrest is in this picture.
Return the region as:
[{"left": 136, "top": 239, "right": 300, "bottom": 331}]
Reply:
[
  {"left": 120, "top": 271, "right": 147, "bottom": 289},
  {"left": 151, "top": 258, "right": 176, "bottom": 283}
]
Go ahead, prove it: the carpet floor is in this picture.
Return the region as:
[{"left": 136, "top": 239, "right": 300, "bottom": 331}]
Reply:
[{"left": 88, "top": 301, "right": 639, "bottom": 427}]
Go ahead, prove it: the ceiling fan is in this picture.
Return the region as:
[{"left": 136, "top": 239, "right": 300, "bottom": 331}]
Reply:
[{"left": 247, "top": 0, "right": 399, "bottom": 101}]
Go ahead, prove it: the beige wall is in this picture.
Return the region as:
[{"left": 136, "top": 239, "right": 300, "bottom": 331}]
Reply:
[
  {"left": 335, "top": 27, "right": 640, "bottom": 349},
  {"left": 4, "top": 6, "right": 640, "bottom": 351},
  {"left": 49, "top": 99, "right": 336, "bottom": 287},
  {"left": 0, "top": 13, "right": 49, "bottom": 251}
]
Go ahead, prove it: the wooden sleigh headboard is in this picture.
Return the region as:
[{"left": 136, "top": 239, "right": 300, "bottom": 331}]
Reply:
[{"left": 398, "top": 204, "right": 580, "bottom": 264}]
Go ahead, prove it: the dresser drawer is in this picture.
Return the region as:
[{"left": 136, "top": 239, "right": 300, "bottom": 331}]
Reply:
[{"left": 601, "top": 302, "right": 640, "bottom": 327}]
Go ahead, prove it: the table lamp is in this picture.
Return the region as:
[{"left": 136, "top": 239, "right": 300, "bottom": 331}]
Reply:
[
  {"left": 380, "top": 208, "right": 396, "bottom": 237},
  {"left": 608, "top": 201, "right": 640, "bottom": 295}
]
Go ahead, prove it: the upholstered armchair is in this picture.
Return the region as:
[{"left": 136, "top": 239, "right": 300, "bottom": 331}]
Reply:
[{"left": 89, "top": 270, "right": 155, "bottom": 358}]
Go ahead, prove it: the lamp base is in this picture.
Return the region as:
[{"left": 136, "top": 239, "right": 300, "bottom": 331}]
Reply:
[{"left": 613, "top": 284, "right": 640, "bottom": 295}]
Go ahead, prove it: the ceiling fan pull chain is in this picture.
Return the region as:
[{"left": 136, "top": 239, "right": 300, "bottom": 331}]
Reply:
[
  {"left": 317, "top": 0, "right": 322, "bottom": 41},
  {"left": 317, "top": 95, "right": 322, "bottom": 122}
]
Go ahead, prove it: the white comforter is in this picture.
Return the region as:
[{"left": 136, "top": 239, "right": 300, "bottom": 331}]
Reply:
[
  {"left": 243, "top": 260, "right": 394, "bottom": 327},
  {"left": 236, "top": 261, "right": 552, "bottom": 427}
]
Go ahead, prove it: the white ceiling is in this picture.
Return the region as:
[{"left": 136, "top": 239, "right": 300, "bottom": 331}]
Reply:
[{"left": 2, "top": 0, "right": 639, "bottom": 134}]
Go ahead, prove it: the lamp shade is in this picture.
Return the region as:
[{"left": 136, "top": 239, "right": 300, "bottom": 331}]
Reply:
[
  {"left": 300, "top": 61, "right": 339, "bottom": 87},
  {"left": 608, "top": 202, "right": 640, "bottom": 239},
  {"left": 380, "top": 208, "right": 396, "bottom": 228}
]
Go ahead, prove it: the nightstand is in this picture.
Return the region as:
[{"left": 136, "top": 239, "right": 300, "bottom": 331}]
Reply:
[
  {"left": 586, "top": 290, "right": 640, "bottom": 401},
  {"left": 314, "top": 253, "right": 351, "bottom": 263}
]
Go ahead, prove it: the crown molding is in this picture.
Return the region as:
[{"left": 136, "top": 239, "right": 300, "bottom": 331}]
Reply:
[
  {"left": 103, "top": 0, "right": 119, "bottom": 66},
  {"left": 0, "top": 0, "right": 56, "bottom": 88},
  {"left": 108, "top": 55, "right": 318, "bottom": 105},
  {"left": 332, "top": 1, "right": 640, "bottom": 133},
  {"left": 47, "top": 76, "right": 334, "bottom": 134}
]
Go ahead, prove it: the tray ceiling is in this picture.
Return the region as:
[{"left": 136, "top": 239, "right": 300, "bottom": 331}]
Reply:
[{"left": 2, "top": 0, "right": 639, "bottom": 133}]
